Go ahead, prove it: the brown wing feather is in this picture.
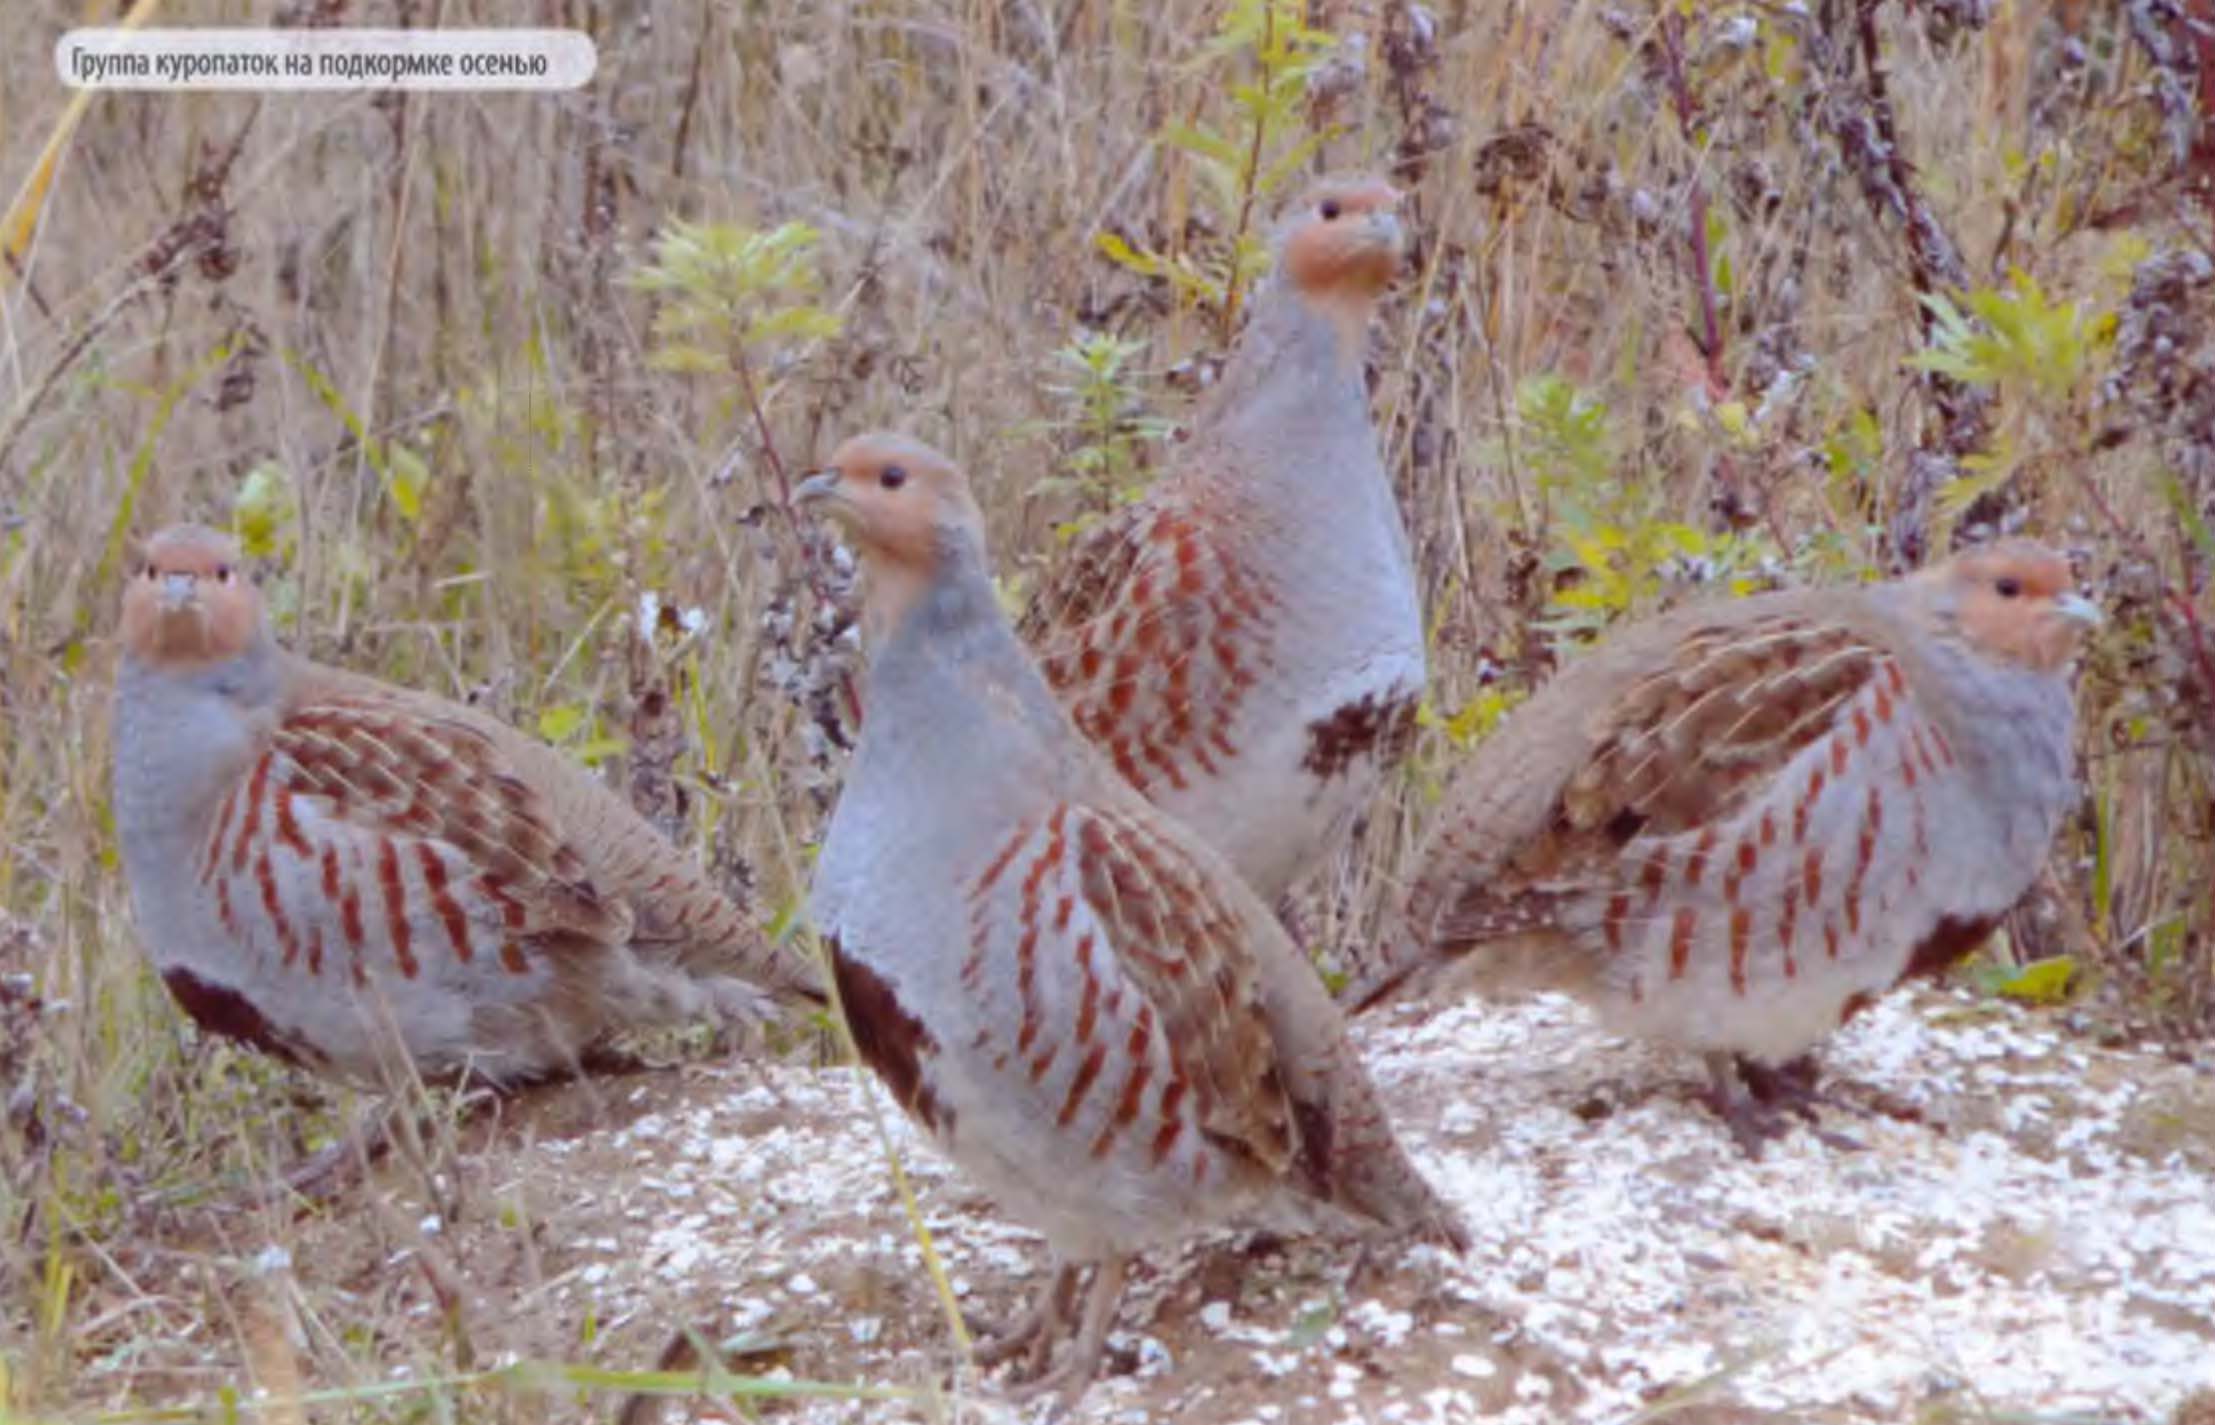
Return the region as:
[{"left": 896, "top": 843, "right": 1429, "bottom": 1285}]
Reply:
[
  {"left": 1068, "top": 803, "right": 1294, "bottom": 1172},
  {"left": 1022, "top": 494, "right": 1280, "bottom": 799},
  {"left": 1416, "top": 609, "right": 1886, "bottom": 960},
  {"left": 268, "top": 694, "right": 630, "bottom": 947}
]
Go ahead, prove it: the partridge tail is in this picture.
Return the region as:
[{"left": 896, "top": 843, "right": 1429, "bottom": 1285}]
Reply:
[{"left": 1345, "top": 911, "right": 1595, "bottom": 1013}]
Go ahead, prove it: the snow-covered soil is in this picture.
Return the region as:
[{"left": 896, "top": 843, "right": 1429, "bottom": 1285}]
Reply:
[{"left": 119, "top": 988, "right": 2215, "bottom": 1422}]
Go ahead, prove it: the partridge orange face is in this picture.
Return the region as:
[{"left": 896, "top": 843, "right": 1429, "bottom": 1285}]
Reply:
[
  {"left": 119, "top": 523, "right": 263, "bottom": 669},
  {"left": 1932, "top": 540, "right": 2101, "bottom": 674},
  {"left": 794, "top": 433, "right": 985, "bottom": 570},
  {"left": 1280, "top": 176, "right": 1404, "bottom": 302},
  {"left": 796, "top": 434, "right": 990, "bottom": 636}
]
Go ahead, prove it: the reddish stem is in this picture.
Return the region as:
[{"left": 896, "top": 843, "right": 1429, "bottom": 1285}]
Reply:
[{"left": 731, "top": 342, "right": 864, "bottom": 729}]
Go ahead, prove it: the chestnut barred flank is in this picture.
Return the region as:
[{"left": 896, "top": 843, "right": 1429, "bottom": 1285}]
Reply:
[
  {"left": 1354, "top": 544, "right": 2091, "bottom": 1156},
  {"left": 806, "top": 428, "right": 1461, "bottom": 1398},
  {"left": 113, "top": 524, "right": 822, "bottom": 1090},
  {"left": 1020, "top": 178, "right": 1425, "bottom": 907}
]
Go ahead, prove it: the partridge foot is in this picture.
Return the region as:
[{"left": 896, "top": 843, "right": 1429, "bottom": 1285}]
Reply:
[
  {"left": 972, "top": 1262, "right": 1081, "bottom": 1377},
  {"left": 1001, "top": 1257, "right": 1128, "bottom": 1412},
  {"left": 1702, "top": 1053, "right": 1865, "bottom": 1157}
]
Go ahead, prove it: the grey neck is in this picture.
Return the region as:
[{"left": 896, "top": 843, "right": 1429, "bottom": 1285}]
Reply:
[
  {"left": 1189, "top": 283, "right": 1394, "bottom": 536},
  {"left": 113, "top": 635, "right": 288, "bottom": 841},
  {"left": 859, "top": 527, "right": 1074, "bottom": 803}
]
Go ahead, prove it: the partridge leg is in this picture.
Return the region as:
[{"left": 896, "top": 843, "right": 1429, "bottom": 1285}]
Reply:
[
  {"left": 973, "top": 1261, "right": 1082, "bottom": 1376},
  {"left": 1008, "top": 1255, "right": 1129, "bottom": 1409},
  {"left": 1756, "top": 1052, "right": 1932, "bottom": 1131},
  {"left": 1700, "top": 1052, "right": 1798, "bottom": 1158},
  {"left": 1700, "top": 1054, "right": 1865, "bottom": 1157}
]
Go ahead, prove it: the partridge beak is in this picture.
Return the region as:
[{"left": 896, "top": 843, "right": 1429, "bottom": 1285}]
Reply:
[
  {"left": 158, "top": 572, "right": 199, "bottom": 612},
  {"left": 792, "top": 470, "right": 843, "bottom": 511},
  {"left": 2054, "top": 592, "right": 2104, "bottom": 628}
]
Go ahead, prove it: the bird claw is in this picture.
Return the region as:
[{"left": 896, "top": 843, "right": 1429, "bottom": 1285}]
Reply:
[
  {"left": 1702, "top": 1053, "right": 1868, "bottom": 1157},
  {"left": 977, "top": 1257, "right": 1127, "bottom": 1412},
  {"left": 970, "top": 1262, "right": 1079, "bottom": 1376}
]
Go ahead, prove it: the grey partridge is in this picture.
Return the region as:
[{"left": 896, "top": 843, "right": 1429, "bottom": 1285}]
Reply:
[
  {"left": 798, "top": 434, "right": 1465, "bottom": 1402},
  {"left": 1348, "top": 542, "right": 2098, "bottom": 1153},
  {"left": 112, "top": 523, "right": 822, "bottom": 1089},
  {"left": 1020, "top": 176, "right": 1424, "bottom": 908}
]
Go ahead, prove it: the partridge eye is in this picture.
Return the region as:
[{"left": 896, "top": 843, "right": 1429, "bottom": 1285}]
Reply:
[
  {"left": 1995, "top": 576, "right": 2023, "bottom": 598},
  {"left": 215, "top": 564, "right": 234, "bottom": 582},
  {"left": 1319, "top": 198, "right": 1343, "bottom": 220},
  {"left": 880, "top": 464, "right": 908, "bottom": 490}
]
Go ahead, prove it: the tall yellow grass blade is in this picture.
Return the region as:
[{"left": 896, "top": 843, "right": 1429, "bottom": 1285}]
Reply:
[{"left": 0, "top": 0, "right": 167, "bottom": 289}]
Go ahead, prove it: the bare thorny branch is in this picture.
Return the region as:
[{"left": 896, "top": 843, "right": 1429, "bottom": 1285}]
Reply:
[{"left": 1791, "top": 0, "right": 1994, "bottom": 566}]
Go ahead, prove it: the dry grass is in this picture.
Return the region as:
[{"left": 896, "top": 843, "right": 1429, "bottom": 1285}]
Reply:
[{"left": 1, "top": 0, "right": 2210, "bottom": 1419}]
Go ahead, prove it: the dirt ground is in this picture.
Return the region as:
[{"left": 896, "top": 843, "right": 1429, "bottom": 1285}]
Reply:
[{"left": 82, "top": 986, "right": 2215, "bottom": 1423}]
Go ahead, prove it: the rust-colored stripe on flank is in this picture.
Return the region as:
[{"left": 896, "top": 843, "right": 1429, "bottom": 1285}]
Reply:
[
  {"left": 1759, "top": 810, "right": 1777, "bottom": 847},
  {"left": 1728, "top": 907, "right": 1751, "bottom": 995},
  {"left": 214, "top": 875, "right": 239, "bottom": 937},
  {"left": 1057, "top": 1042, "right": 1108, "bottom": 1126},
  {"left": 1052, "top": 895, "right": 1075, "bottom": 932},
  {"left": 1640, "top": 847, "right": 1669, "bottom": 902},
  {"left": 1831, "top": 736, "right": 1850, "bottom": 776},
  {"left": 1844, "top": 883, "right": 1864, "bottom": 937},
  {"left": 1015, "top": 928, "right": 1044, "bottom": 1056},
  {"left": 1096, "top": 1057, "right": 1153, "bottom": 1159},
  {"left": 1873, "top": 684, "right": 1895, "bottom": 724},
  {"left": 970, "top": 822, "right": 1031, "bottom": 903},
  {"left": 1735, "top": 839, "right": 1758, "bottom": 879},
  {"left": 1684, "top": 828, "right": 1718, "bottom": 888},
  {"left": 1885, "top": 660, "right": 1907, "bottom": 696},
  {"left": 1933, "top": 727, "right": 1957, "bottom": 767},
  {"left": 1072, "top": 933, "right": 1100, "bottom": 1046},
  {"left": 338, "top": 867, "right": 367, "bottom": 955},
  {"left": 1014, "top": 810, "right": 1065, "bottom": 1065},
  {"left": 320, "top": 843, "right": 342, "bottom": 901},
  {"left": 1668, "top": 906, "right": 1697, "bottom": 980},
  {"left": 376, "top": 839, "right": 417, "bottom": 978},
  {"left": 1901, "top": 748, "right": 1920, "bottom": 789},
  {"left": 256, "top": 849, "right": 300, "bottom": 967},
  {"left": 231, "top": 753, "right": 272, "bottom": 872},
  {"left": 274, "top": 791, "right": 311, "bottom": 860},
  {"left": 305, "top": 924, "right": 324, "bottom": 977},
  {"left": 203, "top": 785, "right": 240, "bottom": 880},
  {"left": 499, "top": 940, "right": 531, "bottom": 974},
  {"left": 1151, "top": 1077, "right": 1188, "bottom": 1163},
  {"left": 1852, "top": 706, "right": 1873, "bottom": 747},
  {"left": 1603, "top": 893, "right": 1630, "bottom": 953},
  {"left": 1192, "top": 1152, "right": 1211, "bottom": 1187},
  {"left": 1802, "top": 847, "right": 1824, "bottom": 907},
  {"left": 416, "top": 844, "right": 473, "bottom": 963},
  {"left": 1778, "top": 882, "right": 1800, "bottom": 971}
]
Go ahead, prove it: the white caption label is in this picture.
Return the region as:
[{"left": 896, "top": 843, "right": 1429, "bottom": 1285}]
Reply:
[{"left": 57, "top": 28, "right": 597, "bottom": 91}]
